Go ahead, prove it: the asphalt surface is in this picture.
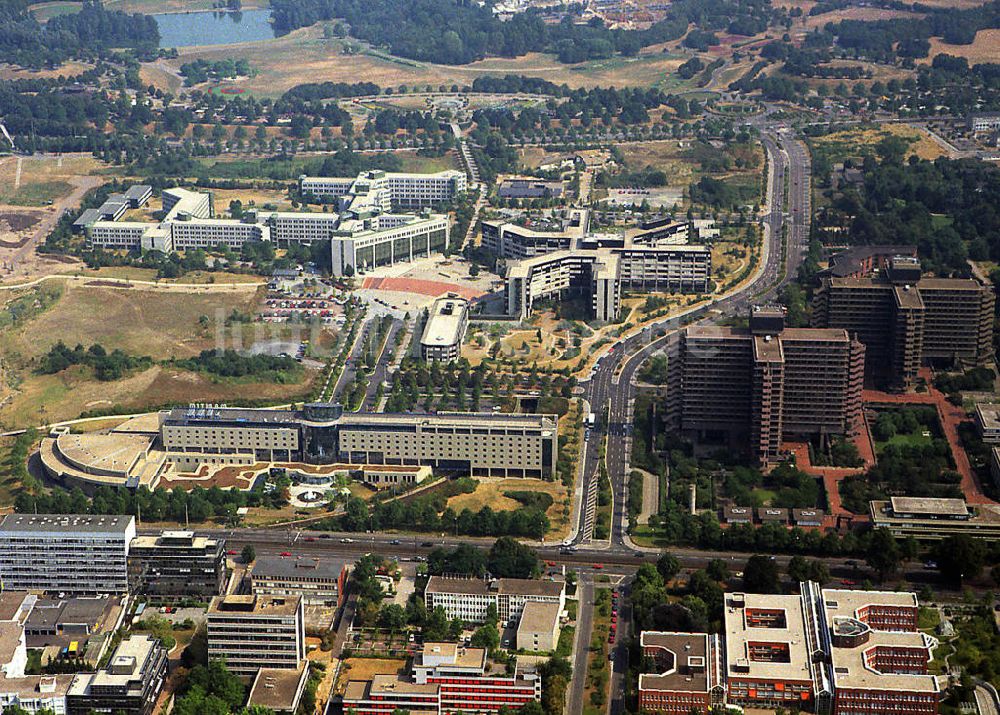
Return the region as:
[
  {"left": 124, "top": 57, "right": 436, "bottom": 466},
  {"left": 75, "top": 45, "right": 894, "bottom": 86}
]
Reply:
[
  {"left": 571, "top": 123, "right": 812, "bottom": 557},
  {"left": 567, "top": 577, "right": 595, "bottom": 715}
]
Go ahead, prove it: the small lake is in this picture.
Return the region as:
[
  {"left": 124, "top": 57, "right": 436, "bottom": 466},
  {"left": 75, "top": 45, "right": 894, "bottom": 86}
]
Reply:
[{"left": 154, "top": 9, "right": 275, "bottom": 48}]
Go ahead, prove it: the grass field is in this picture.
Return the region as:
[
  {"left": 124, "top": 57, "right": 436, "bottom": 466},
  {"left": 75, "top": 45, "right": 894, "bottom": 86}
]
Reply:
[
  {"left": 390, "top": 152, "right": 457, "bottom": 174},
  {"left": 926, "top": 29, "right": 1000, "bottom": 64},
  {"left": 0, "top": 155, "right": 102, "bottom": 207},
  {"left": 447, "top": 477, "right": 570, "bottom": 538},
  {"left": 163, "top": 24, "right": 694, "bottom": 98},
  {"left": 59, "top": 266, "right": 265, "bottom": 284},
  {"left": 810, "top": 124, "right": 946, "bottom": 165},
  {"left": 0, "top": 282, "right": 323, "bottom": 427}
]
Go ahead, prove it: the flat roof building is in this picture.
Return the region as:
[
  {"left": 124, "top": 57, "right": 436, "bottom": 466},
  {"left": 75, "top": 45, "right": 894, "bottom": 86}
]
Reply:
[
  {"left": 975, "top": 403, "right": 1000, "bottom": 443},
  {"left": 425, "top": 576, "right": 565, "bottom": 626},
  {"left": 128, "top": 530, "right": 228, "bottom": 598},
  {"left": 641, "top": 582, "right": 943, "bottom": 714},
  {"left": 207, "top": 595, "right": 305, "bottom": 678},
  {"left": 666, "top": 309, "right": 865, "bottom": 464},
  {"left": 812, "top": 256, "right": 994, "bottom": 390},
  {"left": 869, "top": 497, "right": 1000, "bottom": 539},
  {"left": 515, "top": 601, "right": 561, "bottom": 653},
  {"left": 251, "top": 555, "right": 350, "bottom": 607},
  {"left": 0, "top": 515, "right": 135, "bottom": 594},
  {"left": 420, "top": 294, "right": 469, "bottom": 362},
  {"left": 0, "top": 675, "right": 73, "bottom": 715},
  {"left": 343, "top": 642, "right": 540, "bottom": 715},
  {"left": 160, "top": 405, "right": 559, "bottom": 479},
  {"left": 247, "top": 664, "right": 309, "bottom": 715},
  {"left": 66, "top": 635, "right": 167, "bottom": 715},
  {"left": 638, "top": 632, "right": 721, "bottom": 714}
]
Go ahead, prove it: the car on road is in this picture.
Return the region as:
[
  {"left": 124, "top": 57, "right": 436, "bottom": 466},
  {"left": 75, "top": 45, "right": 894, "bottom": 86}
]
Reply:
[
  {"left": 390, "top": 539, "right": 401, "bottom": 545},
  {"left": 340, "top": 538, "right": 353, "bottom": 544},
  {"left": 840, "top": 579, "right": 856, "bottom": 586},
  {"left": 227, "top": 550, "right": 237, "bottom": 555},
  {"left": 592, "top": 564, "right": 603, "bottom": 569},
  {"left": 279, "top": 551, "right": 292, "bottom": 557},
  {"left": 303, "top": 537, "right": 316, "bottom": 542},
  {"left": 546, "top": 561, "right": 556, "bottom": 567},
  {"left": 421, "top": 541, "right": 434, "bottom": 548}
]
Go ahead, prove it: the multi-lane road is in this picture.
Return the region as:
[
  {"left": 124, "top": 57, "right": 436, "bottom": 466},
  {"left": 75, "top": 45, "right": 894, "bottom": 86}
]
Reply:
[{"left": 571, "top": 124, "right": 812, "bottom": 558}]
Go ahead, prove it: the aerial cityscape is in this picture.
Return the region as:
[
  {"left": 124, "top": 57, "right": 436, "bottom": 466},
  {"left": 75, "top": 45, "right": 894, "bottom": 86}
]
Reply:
[{"left": 3, "top": 0, "right": 1000, "bottom": 713}]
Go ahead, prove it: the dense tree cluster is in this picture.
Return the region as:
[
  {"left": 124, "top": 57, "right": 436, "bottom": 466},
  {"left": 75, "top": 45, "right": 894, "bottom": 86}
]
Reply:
[
  {"left": 39, "top": 341, "right": 152, "bottom": 381},
  {"left": 15, "top": 482, "right": 288, "bottom": 522},
  {"left": 826, "top": 1, "right": 1000, "bottom": 62},
  {"left": 268, "top": 0, "right": 782, "bottom": 66},
  {"left": 426, "top": 537, "right": 542, "bottom": 579},
  {"left": 179, "top": 58, "right": 253, "bottom": 86},
  {"left": 0, "top": 0, "right": 158, "bottom": 67},
  {"left": 337, "top": 487, "right": 551, "bottom": 538},
  {"left": 281, "top": 80, "right": 380, "bottom": 101},
  {"left": 173, "top": 349, "right": 302, "bottom": 382},
  {"left": 815, "top": 157, "right": 1000, "bottom": 275}
]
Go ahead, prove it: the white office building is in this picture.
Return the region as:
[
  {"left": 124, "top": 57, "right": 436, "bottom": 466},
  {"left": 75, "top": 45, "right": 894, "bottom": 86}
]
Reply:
[
  {"left": 0, "top": 514, "right": 135, "bottom": 594},
  {"left": 300, "top": 170, "right": 467, "bottom": 209}
]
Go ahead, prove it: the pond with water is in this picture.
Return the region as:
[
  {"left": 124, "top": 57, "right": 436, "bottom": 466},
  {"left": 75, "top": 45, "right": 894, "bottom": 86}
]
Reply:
[{"left": 154, "top": 9, "right": 275, "bottom": 48}]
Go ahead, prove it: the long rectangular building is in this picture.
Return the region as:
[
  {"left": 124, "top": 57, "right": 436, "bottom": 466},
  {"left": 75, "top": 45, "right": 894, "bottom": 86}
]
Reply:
[
  {"left": 424, "top": 576, "right": 565, "bottom": 625},
  {"left": 300, "top": 170, "right": 467, "bottom": 209},
  {"left": 0, "top": 515, "right": 135, "bottom": 594},
  {"left": 128, "top": 530, "right": 228, "bottom": 598},
  {"left": 159, "top": 404, "right": 559, "bottom": 479},
  {"left": 666, "top": 306, "right": 865, "bottom": 464}
]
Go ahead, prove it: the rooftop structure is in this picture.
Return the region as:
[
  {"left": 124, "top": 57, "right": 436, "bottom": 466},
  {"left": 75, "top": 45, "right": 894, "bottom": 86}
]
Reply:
[
  {"left": 128, "top": 529, "right": 228, "bottom": 598},
  {"left": 251, "top": 555, "right": 350, "bottom": 607},
  {"left": 67, "top": 634, "right": 167, "bottom": 715},
  {"left": 420, "top": 294, "right": 469, "bottom": 362},
  {"left": 39, "top": 432, "right": 165, "bottom": 493},
  {"left": 870, "top": 497, "right": 1000, "bottom": 539},
  {"left": 975, "top": 402, "right": 1000, "bottom": 443},
  {"left": 207, "top": 595, "right": 305, "bottom": 678},
  {"left": 638, "top": 632, "right": 717, "bottom": 714},
  {"left": 247, "top": 664, "right": 309, "bottom": 715}
]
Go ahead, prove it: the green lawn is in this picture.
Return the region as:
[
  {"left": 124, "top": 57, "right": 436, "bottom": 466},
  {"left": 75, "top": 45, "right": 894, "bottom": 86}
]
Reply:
[
  {"left": 0, "top": 180, "right": 72, "bottom": 206},
  {"left": 876, "top": 429, "right": 934, "bottom": 453}
]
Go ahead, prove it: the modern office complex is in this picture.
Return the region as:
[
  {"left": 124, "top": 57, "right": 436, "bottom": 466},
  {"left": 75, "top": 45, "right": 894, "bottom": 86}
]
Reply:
[
  {"left": 812, "top": 255, "right": 995, "bottom": 389},
  {"left": 638, "top": 582, "right": 943, "bottom": 715},
  {"left": 638, "top": 632, "right": 720, "bottom": 714},
  {"left": 84, "top": 181, "right": 452, "bottom": 276},
  {"left": 870, "top": 497, "right": 1000, "bottom": 540},
  {"left": 490, "top": 212, "right": 711, "bottom": 321},
  {"left": 420, "top": 294, "right": 469, "bottom": 361},
  {"left": 515, "top": 601, "right": 562, "bottom": 652},
  {"left": 250, "top": 556, "right": 350, "bottom": 607},
  {"left": 342, "top": 642, "right": 541, "bottom": 715},
  {"left": 206, "top": 595, "right": 306, "bottom": 678},
  {"left": 0, "top": 514, "right": 135, "bottom": 594},
  {"left": 66, "top": 635, "right": 167, "bottom": 715},
  {"left": 159, "top": 403, "right": 559, "bottom": 479},
  {"left": 424, "top": 576, "right": 565, "bottom": 625},
  {"left": 328, "top": 210, "right": 449, "bottom": 276},
  {"left": 299, "top": 170, "right": 467, "bottom": 210},
  {"left": 128, "top": 530, "right": 228, "bottom": 598},
  {"left": 665, "top": 306, "right": 865, "bottom": 464}
]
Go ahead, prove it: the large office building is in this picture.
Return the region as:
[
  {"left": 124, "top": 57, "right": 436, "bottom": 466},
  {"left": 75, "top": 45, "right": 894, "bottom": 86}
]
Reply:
[
  {"left": 328, "top": 210, "right": 449, "bottom": 276},
  {"left": 342, "top": 642, "right": 541, "bottom": 715},
  {"left": 66, "top": 635, "right": 167, "bottom": 715},
  {"left": 639, "top": 582, "right": 942, "bottom": 715},
  {"left": 493, "top": 212, "right": 711, "bottom": 322},
  {"left": 250, "top": 556, "right": 350, "bottom": 607},
  {"left": 812, "top": 255, "right": 995, "bottom": 390},
  {"left": 206, "top": 595, "right": 305, "bottom": 678},
  {"left": 638, "top": 632, "right": 721, "bottom": 714},
  {"left": 420, "top": 294, "right": 469, "bottom": 362},
  {"left": 665, "top": 306, "right": 865, "bottom": 464},
  {"left": 870, "top": 496, "right": 1000, "bottom": 540},
  {"left": 0, "top": 514, "right": 135, "bottom": 594},
  {"left": 299, "top": 170, "right": 467, "bottom": 210},
  {"left": 85, "top": 181, "right": 453, "bottom": 276},
  {"left": 159, "top": 403, "right": 559, "bottom": 479},
  {"left": 128, "top": 530, "right": 228, "bottom": 598},
  {"left": 424, "top": 576, "right": 565, "bottom": 626}
]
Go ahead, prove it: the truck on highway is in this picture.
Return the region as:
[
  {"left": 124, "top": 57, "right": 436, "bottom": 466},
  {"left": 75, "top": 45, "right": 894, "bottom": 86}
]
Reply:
[{"left": 586, "top": 413, "right": 596, "bottom": 427}]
